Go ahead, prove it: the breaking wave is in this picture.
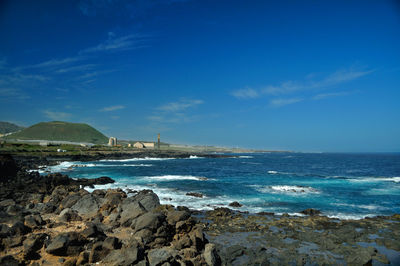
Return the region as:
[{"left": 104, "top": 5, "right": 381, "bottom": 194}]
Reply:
[
  {"left": 142, "top": 175, "right": 209, "bottom": 181},
  {"left": 99, "top": 157, "right": 175, "bottom": 162},
  {"left": 251, "top": 185, "right": 320, "bottom": 195}
]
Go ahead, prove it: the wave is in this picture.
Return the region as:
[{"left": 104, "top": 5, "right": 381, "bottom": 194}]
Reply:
[
  {"left": 99, "top": 157, "right": 175, "bottom": 162},
  {"left": 188, "top": 155, "right": 203, "bottom": 159},
  {"left": 239, "top": 156, "right": 253, "bottom": 158},
  {"left": 251, "top": 185, "right": 320, "bottom": 195},
  {"left": 265, "top": 170, "right": 400, "bottom": 184},
  {"left": 142, "top": 175, "right": 209, "bottom": 181},
  {"left": 44, "top": 161, "right": 76, "bottom": 173},
  {"left": 77, "top": 163, "right": 153, "bottom": 167},
  {"left": 332, "top": 203, "right": 384, "bottom": 211},
  {"left": 347, "top": 176, "right": 400, "bottom": 183}
]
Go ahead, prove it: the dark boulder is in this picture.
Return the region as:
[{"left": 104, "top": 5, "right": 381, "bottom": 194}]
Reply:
[
  {"left": 167, "top": 210, "right": 191, "bottom": 225},
  {"left": 0, "top": 155, "right": 19, "bottom": 181},
  {"left": 228, "top": 201, "right": 243, "bottom": 208},
  {"left": 81, "top": 222, "right": 106, "bottom": 240},
  {"left": 2, "top": 236, "right": 25, "bottom": 249},
  {"left": 102, "top": 236, "right": 121, "bottom": 250},
  {"left": 88, "top": 241, "right": 111, "bottom": 263},
  {"left": 23, "top": 233, "right": 47, "bottom": 260},
  {"left": 58, "top": 208, "right": 82, "bottom": 222},
  {"left": 133, "top": 190, "right": 160, "bottom": 211},
  {"left": 45, "top": 232, "right": 86, "bottom": 256},
  {"left": 0, "top": 255, "right": 22, "bottom": 266},
  {"left": 24, "top": 214, "right": 44, "bottom": 229},
  {"left": 11, "top": 221, "right": 31, "bottom": 236},
  {"left": 186, "top": 192, "right": 203, "bottom": 198},
  {"left": 147, "top": 247, "right": 177, "bottom": 266},
  {"left": 119, "top": 201, "right": 146, "bottom": 226},
  {"left": 71, "top": 194, "right": 102, "bottom": 218},
  {"left": 103, "top": 246, "right": 143, "bottom": 265},
  {"left": 132, "top": 212, "right": 165, "bottom": 233},
  {"left": 203, "top": 243, "right": 221, "bottom": 266},
  {"left": 300, "top": 208, "right": 321, "bottom": 216}
]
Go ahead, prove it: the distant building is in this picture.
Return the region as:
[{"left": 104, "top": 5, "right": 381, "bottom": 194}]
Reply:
[
  {"left": 143, "top": 142, "right": 154, "bottom": 148},
  {"left": 127, "top": 143, "right": 132, "bottom": 147},
  {"left": 133, "top": 142, "right": 154, "bottom": 149},
  {"left": 108, "top": 137, "right": 117, "bottom": 146},
  {"left": 134, "top": 142, "right": 144, "bottom": 149}
]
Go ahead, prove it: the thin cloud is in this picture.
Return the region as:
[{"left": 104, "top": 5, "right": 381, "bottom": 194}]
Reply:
[
  {"left": 269, "top": 98, "right": 303, "bottom": 107},
  {"left": 100, "top": 105, "right": 126, "bottom": 112},
  {"left": 0, "top": 88, "right": 30, "bottom": 100},
  {"left": 313, "top": 91, "right": 351, "bottom": 100},
  {"left": 149, "top": 98, "right": 204, "bottom": 124},
  {"left": 232, "top": 66, "right": 374, "bottom": 99},
  {"left": 29, "top": 56, "right": 84, "bottom": 69},
  {"left": 81, "top": 33, "right": 151, "bottom": 54},
  {"left": 43, "top": 110, "right": 72, "bottom": 120},
  {"left": 231, "top": 87, "right": 260, "bottom": 99},
  {"left": 157, "top": 99, "right": 203, "bottom": 112},
  {"left": 56, "top": 64, "right": 96, "bottom": 73}
]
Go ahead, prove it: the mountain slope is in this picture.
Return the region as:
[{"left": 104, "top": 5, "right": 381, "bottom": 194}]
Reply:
[
  {"left": 5, "top": 121, "right": 108, "bottom": 144},
  {"left": 0, "top": 122, "right": 24, "bottom": 134}
]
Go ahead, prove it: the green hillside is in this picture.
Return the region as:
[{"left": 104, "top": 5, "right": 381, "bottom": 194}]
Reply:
[
  {"left": 0, "top": 122, "right": 24, "bottom": 134},
  {"left": 5, "top": 121, "right": 108, "bottom": 144}
]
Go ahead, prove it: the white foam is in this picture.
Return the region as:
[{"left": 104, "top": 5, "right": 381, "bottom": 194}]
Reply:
[
  {"left": 348, "top": 176, "right": 400, "bottom": 183},
  {"left": 332, "top": 203, "right": 383, "bottom": 211},
  {"left": 325, "top": 213, "right": 376, "bottom": 220},
  {"left": 268, "top": 171, "right": 278, "bottom": 174},
  {"left": 99, "top": 157, "right": 175, "bottom": 162},
  {"left": 142, "top": 175, "right": 208, "bottom": 181},
  {"left": 44, "top": 161, "right": 76, "bottom": 173},
  {"left": 251, "top": 185, "right": 320, "bottom": 195},
  {"left": 188, "top": 155, "right": 203, "bottom": 159},
  {"left": 85, "top": 163, "right": 153, "bottom": 167},
  {"left": 239, "top": 156, "right": 253, "bottom": 158}
]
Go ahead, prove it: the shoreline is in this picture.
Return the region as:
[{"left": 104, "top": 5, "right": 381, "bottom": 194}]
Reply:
[
  {"left": 38, "top": 155, "right": 397, "bottom": 221},
  {"left": 1, "top": 154, "right": 400, "bottom": 265}
]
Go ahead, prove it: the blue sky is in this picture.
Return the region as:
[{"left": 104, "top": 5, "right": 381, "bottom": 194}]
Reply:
[{"left": 0, "top": 0, "right": 399, "bottom": 152}]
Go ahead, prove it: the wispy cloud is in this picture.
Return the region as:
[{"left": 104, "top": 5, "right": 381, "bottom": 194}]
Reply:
[
  {"left": 100, "top": 105, "right": 126, "bottom": 112},
  {"left": 269, "top": 98, "right": 303, "bottom": 107},
  {"left": 232, "top": 66, "right": 374, "bottom": 107},
  {"left": 157, "top": 99, "right": 203, "bottom": 112},
  {"left": 0, "top": 88, "right": 30, "bottom": 100},
  {"left": 43, "top": 110, "right": 72, "bottom": 120},
  {"left": 148, "top": 98, "right": 203, "bottom": 124},
  {"left": 28, "top": 56, "right": 84, "bottom": 69},
  {"left": 231, "top": 87, "right": 260, "bottom": 99},
  {"left": 81, "top": 33, "right": 151, "bottom": 54},
  {"left": 56, "top": 64, "right": 96, "bottom": 73},
  {"left": 312, "top": 91, "right": 352, "bottom": 100}
]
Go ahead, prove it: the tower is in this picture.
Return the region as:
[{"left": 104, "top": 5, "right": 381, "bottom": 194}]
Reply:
[{"left": 157, "top": 133, "right": 160, "bottom": 149}]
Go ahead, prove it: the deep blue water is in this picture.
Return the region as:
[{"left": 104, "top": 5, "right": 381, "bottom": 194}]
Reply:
[{"left": 47, "top": 153, "right": 400, "bottom": 219}]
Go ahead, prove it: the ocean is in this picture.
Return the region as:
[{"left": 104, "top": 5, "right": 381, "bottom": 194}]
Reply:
[{"left": 45, "top": 152, "right": 400, "bottom": 219}]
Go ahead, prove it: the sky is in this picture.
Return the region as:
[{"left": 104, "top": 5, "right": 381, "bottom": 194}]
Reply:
[{"left": 0, "top": 0, "right": 399, "bottom": 152}]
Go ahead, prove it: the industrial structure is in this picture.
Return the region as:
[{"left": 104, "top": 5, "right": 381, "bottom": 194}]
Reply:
[
  {"left": 133, "top": 142, "right": 154, "bottom": 149},
  {"left": 108, "top": 137, "right": 117, "bottom": 146}
]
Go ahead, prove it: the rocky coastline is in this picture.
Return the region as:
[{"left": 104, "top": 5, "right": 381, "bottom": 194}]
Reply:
[{"left": 1, "top": 154, "right": 400, "bottom": 265}]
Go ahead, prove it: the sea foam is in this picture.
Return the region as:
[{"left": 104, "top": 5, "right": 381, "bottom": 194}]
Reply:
[{"left": 142, "top": 175, "right": 208, "bottom": 181}]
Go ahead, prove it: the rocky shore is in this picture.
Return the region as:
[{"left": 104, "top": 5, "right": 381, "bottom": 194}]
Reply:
[{"left": 1, "top": 154, "right": 400, "bottom": 265}]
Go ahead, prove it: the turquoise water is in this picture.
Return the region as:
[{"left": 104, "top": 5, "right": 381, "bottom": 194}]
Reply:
[{"left": 47, "top": 153, "right": 400, "bottom": 219}]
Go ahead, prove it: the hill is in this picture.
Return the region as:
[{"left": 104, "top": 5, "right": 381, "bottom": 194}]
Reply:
[
  {"left": 4, "top": 121, "right": 108, "bottom": 144},
  {"left": 0, "top": 122, "right": 24, "bottom": 135}
]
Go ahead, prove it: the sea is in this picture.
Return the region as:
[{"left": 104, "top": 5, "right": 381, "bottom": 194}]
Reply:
[{"left": 43, "top": 152, "right": 400, "bottom": 220}]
